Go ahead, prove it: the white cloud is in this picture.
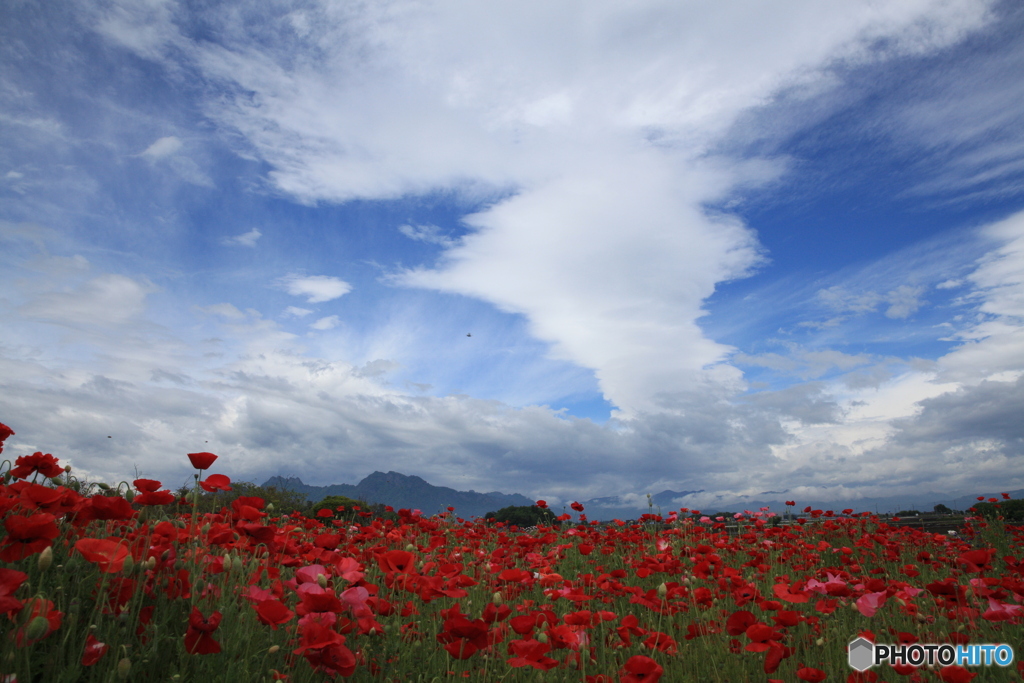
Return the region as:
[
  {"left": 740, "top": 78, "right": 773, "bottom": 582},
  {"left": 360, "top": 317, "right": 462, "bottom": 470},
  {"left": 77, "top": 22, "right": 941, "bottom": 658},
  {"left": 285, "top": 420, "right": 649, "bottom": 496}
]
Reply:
[
  {"left": 140, "top": 136, "right": 182, "bottom": 160},
  {"left": 6, "top": 1, "right": 1023, "bottom": 509},
  {"left": 85, "top": 0, "right": 995, "bottom": 415},
  {"left": 21, "top": 273, "right": 156, "bottom": 327},
  {"left": 279, "top": 274, "right": 351, "bottom": 303},
  {"left": 310, "top": 315, "right": 340, "bottom": 330},
  {"left": 398, "top": 223, "right": 457, "bottom": 248},
  {"left": 883, "top": 285, "right": 926, "bottom": 319},
  {"left": 222, "top": 228, "right": 261, "bottom": 247}
]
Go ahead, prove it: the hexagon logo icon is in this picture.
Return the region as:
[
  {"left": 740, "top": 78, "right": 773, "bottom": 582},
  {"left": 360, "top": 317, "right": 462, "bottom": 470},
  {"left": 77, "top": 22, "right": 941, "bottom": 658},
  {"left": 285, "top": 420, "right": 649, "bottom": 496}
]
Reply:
[{"left": 848, "top": 637, "right": 875, "bottom": 672}]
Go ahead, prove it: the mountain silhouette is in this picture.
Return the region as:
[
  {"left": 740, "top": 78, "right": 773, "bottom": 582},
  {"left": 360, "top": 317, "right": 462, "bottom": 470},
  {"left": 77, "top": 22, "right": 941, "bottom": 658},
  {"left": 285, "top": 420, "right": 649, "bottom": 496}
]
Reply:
[{"left": 262, "top": 471, "right": 535, "bottom": 519}]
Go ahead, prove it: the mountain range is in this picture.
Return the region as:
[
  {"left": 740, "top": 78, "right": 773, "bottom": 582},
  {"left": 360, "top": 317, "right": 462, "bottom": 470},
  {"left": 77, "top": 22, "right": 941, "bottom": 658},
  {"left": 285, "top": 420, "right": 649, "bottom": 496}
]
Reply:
[
  {"left": 262, "top": 471, "right": 535, "bottom": 519},
  {"left": 262, "top": 471, "right": 1024, "bottom": 521}
]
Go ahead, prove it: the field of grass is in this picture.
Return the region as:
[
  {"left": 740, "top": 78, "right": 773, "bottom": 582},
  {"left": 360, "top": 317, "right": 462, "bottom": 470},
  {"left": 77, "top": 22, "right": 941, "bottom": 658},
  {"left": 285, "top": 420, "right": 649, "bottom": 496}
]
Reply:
[{"left": 1, "top": 422, "right": 1021, "bottom": 682}]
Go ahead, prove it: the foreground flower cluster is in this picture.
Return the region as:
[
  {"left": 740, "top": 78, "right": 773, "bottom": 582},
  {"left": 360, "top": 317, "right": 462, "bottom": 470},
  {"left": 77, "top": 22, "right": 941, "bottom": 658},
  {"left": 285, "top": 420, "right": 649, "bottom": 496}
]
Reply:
[{"left": 0, "top": 422, "right": 1022, "bottom": 682}]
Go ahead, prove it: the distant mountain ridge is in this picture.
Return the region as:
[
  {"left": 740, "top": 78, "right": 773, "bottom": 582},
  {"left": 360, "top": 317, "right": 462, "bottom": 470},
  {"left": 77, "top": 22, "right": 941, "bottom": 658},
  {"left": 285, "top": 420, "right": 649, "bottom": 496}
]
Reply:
[
  {"left": 262, "top": 471, "right": 535, "bottom": 519},
  {"left": 261, "top": 472, "right": 1024, "bottom": 522}
]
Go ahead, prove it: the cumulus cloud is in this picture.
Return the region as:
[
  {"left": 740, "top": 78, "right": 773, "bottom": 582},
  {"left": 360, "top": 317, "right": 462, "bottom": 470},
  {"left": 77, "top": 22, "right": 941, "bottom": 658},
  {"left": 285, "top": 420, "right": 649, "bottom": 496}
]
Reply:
[
  {"left": 279, "top": 274, "right": 351, "bottom": 303},
  {"left": 282, "top": 306, "right": 312, "bottom": 318}
]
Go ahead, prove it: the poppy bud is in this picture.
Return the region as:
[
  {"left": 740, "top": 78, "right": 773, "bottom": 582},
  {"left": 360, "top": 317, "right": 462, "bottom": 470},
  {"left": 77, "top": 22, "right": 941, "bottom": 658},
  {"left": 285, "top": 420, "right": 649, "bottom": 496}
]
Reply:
[
  {"left": 492, "top": 592, "right": 503, "bottom": 606},
  {"left": 124, "top": 488, "right": 134, "bottom": 502},
  {"left": 121, "top": 554, "right": 135, "bottom": 575},
  {"left": 65, "top": 465, "right": 72, "bottom": 473},
  {"left": 657, "top": 582, "right": 668, "bottom": 599},
  {"left": 317, "top": 574, "right": 328, "bottom": 589},
  {"left": 50, "top": 476, "right": 64, "bottom": 485},
  {"left": 97, "top": 482, "right": 110, "bottom": 490},
  {"left": 266, "top": 503, "right": 274, "bottom": 512},
  {"left": 25, "top": 616, "right": 51, "bottom": 642},
  {"left": 117, "top": 657, "right": 131, "bottom": 679},
  {"left": 537, "top": 632, "right": 548, "bottom": 644},
  {"left": 816, "top": 637, "right": 825, "bottom": 646},
  {"left": 37, "top": 546, "right": 53, "bottom": 571},
  {"left": 144, "top": 556, "right": 157, "bottom": 571},
  {"left": 201, "top": 523, "right": 211, "bottom": 534},
  {"left": 268, "top": 645, "right": 280, "bottom": 654},
  {"left": 405, "top": 543, "right": 416, "bottom": 552}
]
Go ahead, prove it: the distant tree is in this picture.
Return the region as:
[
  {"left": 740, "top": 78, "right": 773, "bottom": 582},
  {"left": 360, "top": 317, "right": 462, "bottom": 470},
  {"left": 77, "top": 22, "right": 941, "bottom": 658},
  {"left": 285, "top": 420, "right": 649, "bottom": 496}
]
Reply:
[
  {"left": 896, "top": 509, "right": 921, "bottom": 516},
  {"left": 182, "top": 480, "right": 309, "bottom": 515},
  {"left": 973, "top": 499, "right": 1024, "bottom": 522},
  {"left": 933, "top": 503, "right": 953, "bottom": 515},
  {"left": 484, "top": 505, "right": 557, "bottom": 528},
  {"left": 310, "top": 495, "right": 369, "bottom": 517}
]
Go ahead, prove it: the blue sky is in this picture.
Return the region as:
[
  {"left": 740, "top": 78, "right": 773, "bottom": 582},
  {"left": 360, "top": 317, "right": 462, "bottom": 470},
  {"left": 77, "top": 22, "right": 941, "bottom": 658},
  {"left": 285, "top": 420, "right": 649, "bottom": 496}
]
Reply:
[{"left": 2, "top": 0, "right": 1023, "bottom": 510}]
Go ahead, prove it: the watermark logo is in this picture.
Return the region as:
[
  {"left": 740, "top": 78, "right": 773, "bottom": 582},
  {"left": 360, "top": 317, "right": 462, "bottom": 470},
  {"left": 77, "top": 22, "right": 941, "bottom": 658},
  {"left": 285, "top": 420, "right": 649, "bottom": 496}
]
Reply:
[{"left": 848, "top": 637, "right": 1015, "bottom": 672}]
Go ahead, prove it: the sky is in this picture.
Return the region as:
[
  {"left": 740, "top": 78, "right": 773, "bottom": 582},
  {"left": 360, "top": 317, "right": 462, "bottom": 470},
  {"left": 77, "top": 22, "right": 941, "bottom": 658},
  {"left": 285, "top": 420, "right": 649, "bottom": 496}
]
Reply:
[{"left": 2, "top": 0, "right": 1024, "bottom": 511}]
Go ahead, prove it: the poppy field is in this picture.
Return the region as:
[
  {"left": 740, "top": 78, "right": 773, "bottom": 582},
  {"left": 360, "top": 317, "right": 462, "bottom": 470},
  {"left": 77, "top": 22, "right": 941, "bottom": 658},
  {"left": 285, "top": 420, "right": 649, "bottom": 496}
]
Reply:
[{"left": 1, "top": 422, "right": 1022, "bottom": 682}]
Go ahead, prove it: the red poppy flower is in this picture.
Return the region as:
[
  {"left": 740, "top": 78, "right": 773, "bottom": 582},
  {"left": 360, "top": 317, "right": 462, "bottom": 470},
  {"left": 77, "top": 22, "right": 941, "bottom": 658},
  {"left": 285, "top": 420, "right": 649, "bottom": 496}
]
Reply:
[
  {"left": 745, "top": 623, "right": 782, "bottom": 652},
  {"left": 785, "top": 501, "right": 796, "bottom": 506},
  {"left": 82, "top": 633, "right": 109, "bottom": 666},
  {"left": 0, "top": 422, "right": 13, "bottom": 453},
  {"left": 0, "top": 512, "right": 60, "bottom": 562},
  {"left": 187, "top": 451, "right": 218, "bottom": 470},
  {"left": 535, "top": 500, "right": 548, "bottom": 509},
  {"left": 764, "top": 644, "right": 791, "bottom": 674},
  {"left": 184, "top": 607, "right": 222, "bottom": 654},
  {"left": 133, "top": 479, "right": 164, "bottom": 493},
  {"left": 377, "top": 549, "right": 416, "bottom": 574},
  {"left": 0, "top": 567, "right": 28, "bottom": 616},
  {"left": 10, "top": 452, "right": 63, "bottom": 480},
  {"left": 255, "top": 600, "right": 295, "bottom": 629},
  {"left": 796, "top": 666, "right": 827, "bottom": 682},
  {"left": 619, "top": 655, "right": 663, "bottom": 683},
  {"left": 958, "top": 549, "right": 995, "bottom": 573},
  {"left": 508, "top": 638, "right": 559, "bottom": 670},
  {"left": 199, "top": 473, "right": 232, "bottom": 493},
  {"left": 75, "top": 538, "right": 131, "bottom": 573},
  {"left": 571, "top": 501, "right": 585, "bottom": 512},
  {"left": 14, "top": 598, "right": 62, "bottom": 646},
  {"left": 773, "top": 582, "right": 810, "bottom": 604},
  {"left": 726, "top": 610, "right": 757, "bottom": 636},
  {"left": 84, "top": 495, "right": 136, "bottom": 521},
  {"left": 938, "top": 665, "right": 977, "bottom": 683},
  {"left": 134, "top": 488, "right": 177, "bottom": 506}
]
